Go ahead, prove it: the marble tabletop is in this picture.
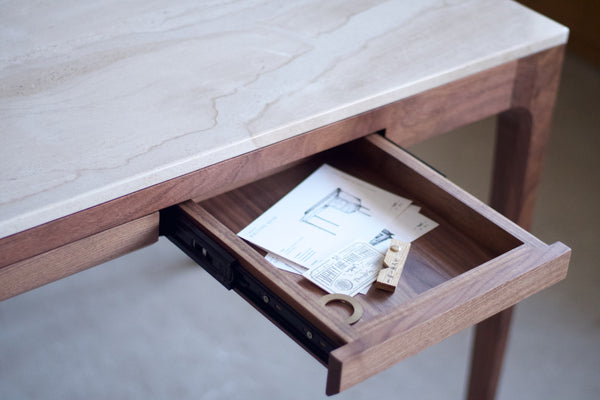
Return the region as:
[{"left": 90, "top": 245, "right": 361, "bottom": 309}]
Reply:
[{"left": 0, "top": 0, "right": 567, "bottom": 239}]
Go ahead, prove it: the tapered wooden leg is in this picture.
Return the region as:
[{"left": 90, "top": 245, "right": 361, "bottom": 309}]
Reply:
[
  {"left": 467, "top": 308, "right": 514, "bottom": 400},
  {"left": 466, "top": 45, "right": 566, "bottom": 400}
]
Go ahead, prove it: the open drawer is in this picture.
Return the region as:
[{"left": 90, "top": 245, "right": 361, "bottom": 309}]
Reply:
[{"left": 159, "top": 133, "right": 570, "bottom": 395}]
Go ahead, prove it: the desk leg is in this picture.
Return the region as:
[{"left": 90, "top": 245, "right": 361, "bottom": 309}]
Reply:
[{"left": 466, "top": 45, "right": 566, "bottom": 400}]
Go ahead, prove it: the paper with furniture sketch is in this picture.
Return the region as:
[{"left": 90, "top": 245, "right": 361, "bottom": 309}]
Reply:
[
  {"left": 239, "top": 163, "right": 438, "bottom": 267},
  {"left": 238, "top": 164, "right": 415, "bottom": 270}
]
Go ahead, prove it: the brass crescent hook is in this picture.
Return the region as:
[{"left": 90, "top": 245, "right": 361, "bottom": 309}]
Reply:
[{"left": 319, "top": 293, "right": 363, "bottom": 325}]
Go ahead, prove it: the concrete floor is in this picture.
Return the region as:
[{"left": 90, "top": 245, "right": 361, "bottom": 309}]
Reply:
[{"left": 1, "top": 52, "right": 598, "bottom": 400}]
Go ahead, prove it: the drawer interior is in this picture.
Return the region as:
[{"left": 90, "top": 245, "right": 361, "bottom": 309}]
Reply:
[
  {"left": 198, "top": 136, "right": 523, "bottom": 329},
  {"left": 163, "top": 134, "right": 569, "bottom": 394}
]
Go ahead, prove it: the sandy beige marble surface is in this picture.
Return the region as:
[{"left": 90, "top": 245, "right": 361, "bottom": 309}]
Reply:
[{"left": 0, "top": 0, "right": 567, "bottom": 239}]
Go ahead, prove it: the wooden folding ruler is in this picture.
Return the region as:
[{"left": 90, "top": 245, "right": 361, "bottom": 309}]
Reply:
[{"left": 374, "top": 239, "right": 410, "bottom": 292}]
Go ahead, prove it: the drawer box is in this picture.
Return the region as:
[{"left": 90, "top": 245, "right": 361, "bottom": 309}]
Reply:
[{"left": 161, "top": 133, "right": 569, "bottom": 395}]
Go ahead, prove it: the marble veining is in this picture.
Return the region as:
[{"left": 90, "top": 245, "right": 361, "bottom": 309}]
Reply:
[{"left": 0, "top": 0, "right": 568, "bottom": 239}]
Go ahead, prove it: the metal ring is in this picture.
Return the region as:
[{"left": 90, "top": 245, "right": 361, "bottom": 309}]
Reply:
[{"left": 319, "top": 293, "right": 363, "bottom": 325}]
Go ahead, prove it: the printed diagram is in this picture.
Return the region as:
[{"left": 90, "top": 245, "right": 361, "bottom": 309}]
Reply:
[
  {"left": 301, "top": 188, "right": 370, "bottom": 235},
  {"left": 238, "top": 164, "right": 438, "bottom": 275},
  {"left": 369, "top": 228, "right": 395, "bottom": 246}
]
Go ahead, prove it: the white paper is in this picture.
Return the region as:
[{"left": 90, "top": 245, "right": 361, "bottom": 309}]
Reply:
[
  {"left": 264, "top": 253, "right": 307, "bottom": 274},
  {"left": 303, "top": 241, "right": 384, "bottom": 297},
  {"left": 386, "top": 205, "right": 438, "bottom": 243},
  {"left": 266, "top": 251, "right": 371, "bottom": 295},
  {"left": 238, "top": 164, "right": 412, "bottom": 270},
  {"left": 241, "top": 164, "right": 439, "bottom": 295}
]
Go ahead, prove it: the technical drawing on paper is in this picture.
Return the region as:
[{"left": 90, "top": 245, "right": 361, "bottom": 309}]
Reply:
[
  {"left": 369, "top": 228, "right": 395, "bottom": 246},
  {"left": 301, "top": 188, "right": 370, "bottom": 235}
]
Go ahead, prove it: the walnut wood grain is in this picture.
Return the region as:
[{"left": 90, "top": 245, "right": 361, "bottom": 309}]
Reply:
[
  {"left": 467, "top": 307, "right": 514, "bottom": 400},
  {"left": 491, "top": 46, "right": 566, "bottom": 227},
  {"left": 467, "top": 45, "right": 567, "bottom": 400},
  {"left": 200, "top": 138, "right": 508, "bottom": 327},
  {"left": 381, "top": 60, "right": 516, "bottom": 147},
  {"left": 326, "top": 242, "right": 570, "bottom": 395},
  {"left": 0, "top": 213, "right": 159, "bottom": 301}
]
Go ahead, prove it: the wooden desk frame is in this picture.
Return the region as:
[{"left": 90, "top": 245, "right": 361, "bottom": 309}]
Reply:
[{"left": 0, "top": 45, "right": 566, "bottom": 400}]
